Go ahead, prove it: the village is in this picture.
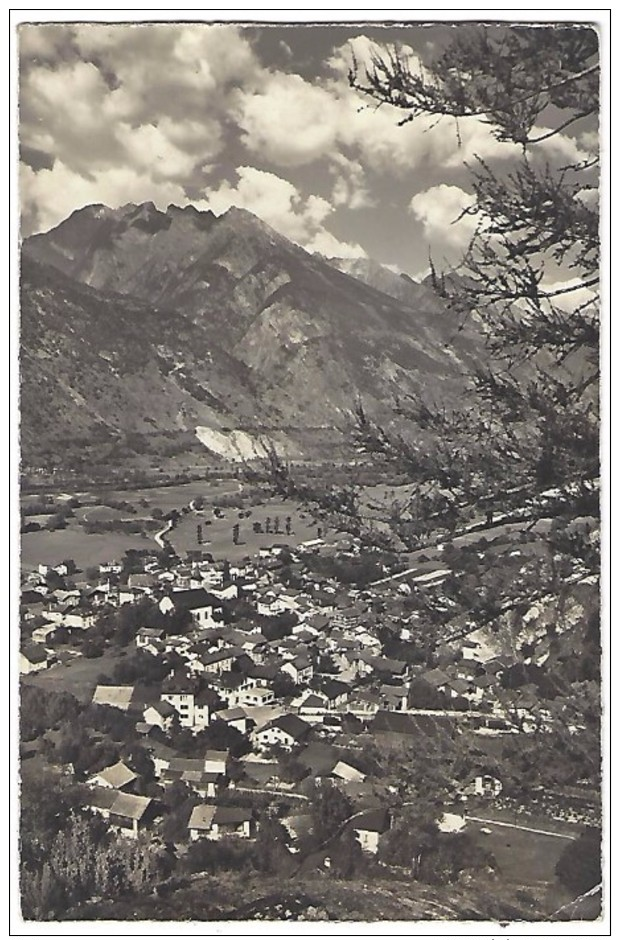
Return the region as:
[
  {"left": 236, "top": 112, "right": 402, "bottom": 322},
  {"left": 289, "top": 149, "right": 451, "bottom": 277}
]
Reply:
[{"left": 19, "top": 480, "right": 600, "bottom": 912}]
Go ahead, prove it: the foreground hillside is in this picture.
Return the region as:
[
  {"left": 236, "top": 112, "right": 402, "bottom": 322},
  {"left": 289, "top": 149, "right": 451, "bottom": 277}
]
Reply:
[{"left": 67, "top": 868, "right": 552, "bottom": 922}]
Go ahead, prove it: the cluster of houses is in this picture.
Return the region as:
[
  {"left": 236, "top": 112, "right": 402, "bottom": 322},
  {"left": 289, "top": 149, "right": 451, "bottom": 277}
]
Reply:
[{"left": 22, "top": 531, "right": 558, "bottom": 853}]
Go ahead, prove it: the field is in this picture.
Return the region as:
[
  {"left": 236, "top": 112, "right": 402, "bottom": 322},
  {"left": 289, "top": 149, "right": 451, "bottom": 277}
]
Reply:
[
  {"left": 465, "top": 809, "right": 583, "bottom": 905},
  {"left": 86, "top": 479, "right": 242, "bottom": 513},
  {"left": 20, "top": 479, "right": 243, "bottom": 573},
  {"left": 21, "top": 645, "right": 130, "bottom": 702},
  {"left": 20, "top": 527, "right": 150, "bottom": 572},
  {"left": 168, "top": 497, "right": 341, "bottom": 562}
]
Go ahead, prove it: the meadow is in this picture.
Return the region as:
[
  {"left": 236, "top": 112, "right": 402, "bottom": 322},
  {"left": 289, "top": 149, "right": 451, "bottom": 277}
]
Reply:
[{"left": 168, "top": 497, "right": 337, "bottom": 563}]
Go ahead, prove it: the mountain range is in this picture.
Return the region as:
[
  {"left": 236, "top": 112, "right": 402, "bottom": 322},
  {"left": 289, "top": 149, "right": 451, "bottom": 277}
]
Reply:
[{"left": 21, "top": 202, "right": 486, "bottom": 465}]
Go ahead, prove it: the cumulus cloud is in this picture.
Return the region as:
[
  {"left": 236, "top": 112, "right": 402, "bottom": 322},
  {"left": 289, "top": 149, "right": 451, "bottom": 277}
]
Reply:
[
  {"left": 19, "top": 23, "right": 75, "bottom": 62},
  {"left": 326, "top": 33, "right": 430, "bottom": 84},
  {"left": 409, "top": 184, "right": 478, "bottom": 250},
  {"left": 234, "top": 72, "right": 342, "bottom": 167},
  {"left": 19, "top": 18, "right": 593, "bottom": 283},
  {"left": 236, "top": 74, "right": 521, "bottom": 176},
  {"left": 533, "top": 127, "right": 593, "bottom": 165},
  {"left": 18, "top": 24, "right": 260, "bottom": 234},
  {"left": 329, "top": 154, "right": 373, "bottom": 209},
  {"left": 197, "top": 166, "right": 365, "bottom": 258},
  {"left": 305, "top": 229, "right": 367, "bottom": 260},
  {"left": 539, "top": 276, "right": 598, "bottom": 314}
]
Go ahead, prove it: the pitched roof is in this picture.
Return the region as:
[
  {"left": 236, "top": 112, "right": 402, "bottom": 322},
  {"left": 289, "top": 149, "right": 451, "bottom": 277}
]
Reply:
[
  {"left": 155, "top": 700, "right": 179, "bottom": 718},
  {"left": 92, "top": 685, "right": 135, "bottom": 709},
  {"left": 370, "top": 656, "right": 407, "bottom": 674},
  {"left": 167, "top": 588, "right": 216, "bottom": 610},
  {"left": 162, "top": 672, "right": 196, "bottom": 694},
  {"left": 265, "top": 714, "right": 311, "bottom": 741},
  {"left": 352, "top": 808, "right": 390, "bottom": 834},
  {"left": 21, "top": 645, "right": 48, "bottom": 664},
  {"left": 298, "top": 693, "right": 327, "bottom": 710},
  {"left": 167, "top": 757, "right": 205, "bottom": 774},
  {"left": 423, "top": 668, "right": 450, "bottom": 688},
  {"left": 88, "top": 786, "right": 118, "bottom": 812},
  {"left": 188, "top": 804, "right": 216, "bottom": 831},
  {"left": 204, "top": 748, "right": 229, "bottom": 762},
  {"left": 290, "top": 654, "right": 312, "bottom": 669},
  {"left": 200, "top": 647, "right": 238, "bottom": 665},
  {"left": 297, "top": 741, "right": 339, "bottom": 775},
  {"left": 137, "top": 627, "right": 164, "bottom": 639},
  {"left": 109, "top": 792, "right": 152, "bottom": 822},
  {"left": 215, "top": 706, "right": 248, "bottom": 722},
  {"left": 91, "top": 760, "right": 137, "bottom": 790},
  {"left": 213, "top": 805, "right": 252, "bottom": 825},
  {"left": 331, "top": 760, "right": 366, "bottom": 782},
  {"left": 320, "top": 679, "right": 350, "bottom": 700}
]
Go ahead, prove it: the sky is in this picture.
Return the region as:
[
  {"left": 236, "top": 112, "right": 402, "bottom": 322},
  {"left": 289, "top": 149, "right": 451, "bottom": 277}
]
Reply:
[{"left": 18, "top": 20, "right": 597, "bottom": 278}]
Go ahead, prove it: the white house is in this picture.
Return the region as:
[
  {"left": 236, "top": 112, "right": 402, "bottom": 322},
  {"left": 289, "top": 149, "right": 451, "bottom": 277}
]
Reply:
[
  {"left": 473, "top": 774, "right": 503, "bottom": 798},
  {"left": 38, "top": 563, "right": 69, "bottom": 577},
  {"left": 160, "top": 676, "right": 212, "bottom": 730},
  {"left": 87, "top": 760, "right": 137, "bottom": 792},
  {"left": 188, "top": 804, "right": 253, "bottom": 841},
  {"left": 253, "top": 714, "right": 311, "bottom": 752},
  {"left": 135, "top": 627, "right": 164, "bottom": 654},
  {"left": 159, "top": 588, "right": 221, "bottom": 627},
  {"left": 281, "top": 655, "right": 313, "bottom": 685},
  {"left": 143, "top": 700, "right": 176, "bottom": 731},
  {"left": 352, "top": 809, "right": 391, "bottom": 854},
  {"left": 237, "top": 686, "right": 275, "bottom": 708},
  {"left": 19, "top": 645, "right": 49, "bottom": 675},
  {"left": 30, "top": 621, "right": 56, "bottom": 645},
  {"left": 204, "top": 749, "right": 229, "bottom": 775}
]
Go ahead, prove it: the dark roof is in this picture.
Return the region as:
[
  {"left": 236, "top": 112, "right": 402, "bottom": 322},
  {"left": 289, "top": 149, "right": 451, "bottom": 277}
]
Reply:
[
  {"left": 299, "top": 693, "right": 327, "bottom": 709},
  {"left": 162, "top": 672, "right": 196, "bottom": 694},
  {"left": 21, "top": 590, "right": 46, "bottom": 605},
  {"left": 213, "top": 805, "right": 252, "bottom": 825},
  {"left": 167, "top": 588, "right": 217, "bottom": 610},
  {"left": 200, "top": 647, "right": 238, "bottom": 665},
  {"left": 297, "top": 741, "right": 339, "bottom": 775},
  {"left": 370, "top": 656, "right": 407, "bottom": 675},
  {"left": 247, "top": 663, "right": 280, "bottom": 681},
  {"left": 215, "top": 706, "right": 247, "bottom": 722},
  {"left": 21, "top": 645, "right": 48, "bottom": 664},
  {"left": 267, "top": 714, "right": 311, "bottom": 741},
  {"left": 88, "top": 786, "right": 117, "bottom": 812},
  {"left": 352, "top": 808, "right": 390, "bottom": 834},
  {"left": 167, "top": 758, "right": 205, "bottom": 773},
  {"left": 204, "top": 748, "right": 229, "bottom": 762},
  {"left": 423, "top": 668, "right": 450, "bottom": 688},
  {"left": 145, "top": 700, "right": 176, "bottom": 719},
  {"left": 320, "top": 679, "right": 350, "bottom": 700}
]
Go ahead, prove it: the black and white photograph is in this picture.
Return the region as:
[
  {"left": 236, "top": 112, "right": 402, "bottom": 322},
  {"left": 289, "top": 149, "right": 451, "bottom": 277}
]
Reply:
[{"left": 12, "top": 11, "right": 608, "bottom": 930}]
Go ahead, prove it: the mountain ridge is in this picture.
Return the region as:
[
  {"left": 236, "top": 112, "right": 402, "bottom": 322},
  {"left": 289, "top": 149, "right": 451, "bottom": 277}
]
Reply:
[{"left": 21, "top": 202, "right": 488, "bottom": 466}]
